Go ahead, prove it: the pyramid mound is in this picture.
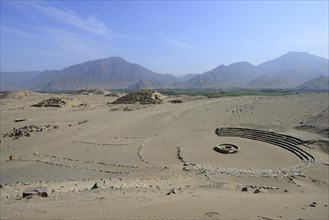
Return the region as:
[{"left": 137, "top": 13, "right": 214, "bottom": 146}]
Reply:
[
  {"left": 31, "top": 97, "right": 85, "bottom": 108},
  {"left": 78, "top": 88, "right": 105, "bottom": 95},
  {"left": 112, "top": 89, "right": 165, "bottom": 104},
  {"left": 2, "top": 90, "right": 40, "bottom": 99}
]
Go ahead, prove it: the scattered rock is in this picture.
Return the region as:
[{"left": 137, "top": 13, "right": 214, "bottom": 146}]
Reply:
[
  {"left": 254, "top": 188, "right": 267, "bottom": 193},
  {"left": 78, "top": 120, "right": 88, "bottom": 125},
  {"left": 14, "top": 118, "right": 27, "bottom": 122},
  {"left": 23, "top": 187, "right": 48, "bottom": 198},
  {"left": 166, "top": 188, "right": 177, "bottom": 195},
  {"left": 91, "top": 182, "right": 106, "bottom": 190},
  {"left": 241, "top": 186, "right": 248, "bottom": 192},
  {"left": 169, "top": 99, "right": 183, "bottom": 104},
  {"left": 310, "top": 202, "right": 317, "bottom": 207},
  {"left": 91, "top": 182, "right": 98, "bottom": 189},
  {"left": 183, "top": 166, "right": 190, "bottom": 171},
  {"left": 2, "top": 124, "right": 59, "bottom": 140},
  {"left": 32, "top": 97, "right": 85, "bottom": 108}
]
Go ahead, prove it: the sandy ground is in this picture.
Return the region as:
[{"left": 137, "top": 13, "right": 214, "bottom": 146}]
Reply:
[{"left": 0, "top": 92, "right": 328, "bottom": 219}]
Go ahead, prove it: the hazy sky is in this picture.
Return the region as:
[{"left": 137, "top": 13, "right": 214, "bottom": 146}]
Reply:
[{"left": 1, "top": 1, "right": 328, "bottom": 75}]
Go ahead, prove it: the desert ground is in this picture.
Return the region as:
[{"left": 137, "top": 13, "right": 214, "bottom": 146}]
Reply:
[{"left": 0, "top": 90, "right": 328, "bottom": 219}]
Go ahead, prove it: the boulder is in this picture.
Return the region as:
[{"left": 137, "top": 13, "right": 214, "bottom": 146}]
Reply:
[
  {"left": 166, "top": 188, "right": 177, "bottom": 195},
  {"left": 241, "top": 186, "right": 248, "bottom": 192},
  {"left": 23, "top": 187, "right": 48, "bottom": 198},
  {"left": 254, "top": 188, "right": 267, "bottom": 194},
  {"left": 91, "top": 182, "right": 106, "bottom": 190}
]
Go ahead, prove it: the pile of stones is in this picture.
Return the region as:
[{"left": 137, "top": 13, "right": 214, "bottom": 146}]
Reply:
[
  {"left": 2, "top": 124, "right": 59, "bottom": 140},
  {"left": 112, "top": 89, "right": 165, "bottom": 105},
  {"left": 31, "top": 97, "right": 85, "bottom": 108}
]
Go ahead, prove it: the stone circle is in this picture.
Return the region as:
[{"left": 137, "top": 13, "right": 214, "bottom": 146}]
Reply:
[{"left": 213, "top": 143, "right": 240, "bottom": 154}]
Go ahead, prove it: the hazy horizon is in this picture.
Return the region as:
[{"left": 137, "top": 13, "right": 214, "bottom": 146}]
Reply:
[{"left": 1, "top": 1, "right": 328, "bottom": 75}]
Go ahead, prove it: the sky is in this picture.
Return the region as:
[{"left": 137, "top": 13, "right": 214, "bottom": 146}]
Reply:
[{"left": 1, "top": 1, "right": 328, "bottom": 75}]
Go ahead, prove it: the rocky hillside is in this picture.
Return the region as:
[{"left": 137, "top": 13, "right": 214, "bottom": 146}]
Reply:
[{"left": 298, "top": 75, "right": 329, "bottom": 90}]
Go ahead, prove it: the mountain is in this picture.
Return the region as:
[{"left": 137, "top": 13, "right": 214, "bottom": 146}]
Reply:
[
  {"left": 0, "top": 82, "right": 11, "bottom": 92},
  {"left": 1, "top": 52, "right": 328, "bottom": 90},
  {"left": 184, "top": 62, "right": 257, "bottom": 88},
  {"left": 0, "top": 71, "right": 41, "bottom": 90},
  {"left": 126, "top": 79, "right": 165, "bottom": 91},
  {"left": 298, "top": 75, "right": 329, "bottom": 91},
  {"left": 248, "top": 74, "right": 298, "bottom": 89},
  {"left": 184, "top": 52, "right": 328, "bottom": 88},
  {"left": 256, "top": 52, "right": 328, "bottom": 83},
  {"left": 30, "top": 57, "right": 179, "bottom": 90},
  {"left": 179, "top": 73, "right": 198, "bottom": 82}
]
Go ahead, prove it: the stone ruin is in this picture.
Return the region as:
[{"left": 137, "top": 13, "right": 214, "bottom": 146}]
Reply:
[
  {"left": 112, "top": 89, "right": 166, "bottom": 105},
  {"left": 78, "top": 88, "right": 105, "bottom": 95},
  {"left": 213, "top": 144, "right": 240, "bottom": 154},
  {"left": 215, "top": 127, "right": 315, "bottom": 162},
  {"left": 31, "top": 97, "right": 85, "bottom": 108}
]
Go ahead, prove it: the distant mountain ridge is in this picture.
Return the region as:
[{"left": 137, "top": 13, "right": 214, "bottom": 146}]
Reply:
[
  {"left": 248, "top": 74, "right": 298, "bottom": 89},
  {"left": 1, "top": 52, "right": 328, "bottom": 91},
  {"left": 184, "top": 52, "right": 328, "bottom": 89},
  {"left": 184, "top": 62, "right": 257, "bottom": 88}
]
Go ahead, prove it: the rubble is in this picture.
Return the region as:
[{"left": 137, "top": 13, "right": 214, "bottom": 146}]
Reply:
[
  {"left": 2, "top": 124, "right": 59, "bottom": 140},
  {"left": 31, "top": 97, "right": 85, "bottom": 108},
  {"left": 166, "top": 188, "right": 177, "bottom": 195},
  {"left": 22, "top": 187, "right": 48, "bottom": 198}
]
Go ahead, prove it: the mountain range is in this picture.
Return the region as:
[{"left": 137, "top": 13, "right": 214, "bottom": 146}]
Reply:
[{"left": 1, "top": 52, "right": 328, "bottom": 91}]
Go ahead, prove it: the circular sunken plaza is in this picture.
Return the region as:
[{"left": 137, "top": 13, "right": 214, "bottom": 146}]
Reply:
[{"left": 180, "top": 127, "right": 315, "bottom": 176}]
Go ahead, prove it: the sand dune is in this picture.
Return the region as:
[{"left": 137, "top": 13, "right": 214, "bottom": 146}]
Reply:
[{"left": 0, "top": 92, "right": 328, "bottom": 219}]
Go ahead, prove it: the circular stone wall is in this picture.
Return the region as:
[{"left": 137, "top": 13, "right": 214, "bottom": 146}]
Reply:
[
  {"left": 182, "top": 136, "right": 301, "bottom": 169},
  {"left": 213, "top": 144, "right": 240, "bottom": 154}
]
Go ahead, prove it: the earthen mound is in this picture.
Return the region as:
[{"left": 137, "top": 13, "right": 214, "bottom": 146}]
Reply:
[
  {"left": 112, "top": 89, "right": 166, "bottom": 104},
  {"left": 78, "top": 88, "right": 105, "bottom": 95},
  {"left": 31, "top": 97, "right": 85, "bottom": 108},
  {"left": 1, "top": 90, "right": 40, "bottom": 99}
]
